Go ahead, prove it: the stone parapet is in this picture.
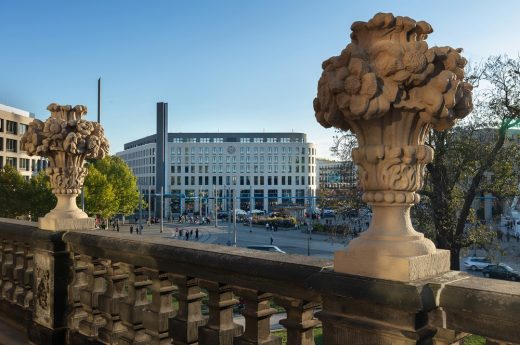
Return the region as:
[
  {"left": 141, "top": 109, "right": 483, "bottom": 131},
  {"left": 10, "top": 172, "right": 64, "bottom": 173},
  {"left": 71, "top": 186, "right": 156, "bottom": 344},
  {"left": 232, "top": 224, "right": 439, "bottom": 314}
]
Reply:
[{"left": 0, "top": 219, "right": 519, "bottom": 344}]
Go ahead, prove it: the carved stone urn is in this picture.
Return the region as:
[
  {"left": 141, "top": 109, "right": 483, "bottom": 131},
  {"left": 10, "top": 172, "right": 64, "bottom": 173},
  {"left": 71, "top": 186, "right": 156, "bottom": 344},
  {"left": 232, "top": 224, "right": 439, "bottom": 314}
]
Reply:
[
  {"left": 314, "top": 13, "right": 473, "bottom": 281},
  {"left": 21, "top": 103, "right": 109, "bottom": 230}
]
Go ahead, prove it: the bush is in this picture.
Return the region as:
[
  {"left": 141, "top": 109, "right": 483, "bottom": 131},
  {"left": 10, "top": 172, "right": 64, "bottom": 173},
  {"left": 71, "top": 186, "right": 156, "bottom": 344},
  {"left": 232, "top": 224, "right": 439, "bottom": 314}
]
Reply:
[{"left": 252, "top": 216, "right": 296, "bottom": 228}]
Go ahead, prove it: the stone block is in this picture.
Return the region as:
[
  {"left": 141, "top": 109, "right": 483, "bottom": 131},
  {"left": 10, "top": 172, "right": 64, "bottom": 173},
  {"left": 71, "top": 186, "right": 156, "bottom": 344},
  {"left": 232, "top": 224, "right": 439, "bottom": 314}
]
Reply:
[
  {"left": 334, "top": 249, "right": 450, "bottom": 282},
  {"left": 39, "top": 216, "right": 95, "bottom": 231}
]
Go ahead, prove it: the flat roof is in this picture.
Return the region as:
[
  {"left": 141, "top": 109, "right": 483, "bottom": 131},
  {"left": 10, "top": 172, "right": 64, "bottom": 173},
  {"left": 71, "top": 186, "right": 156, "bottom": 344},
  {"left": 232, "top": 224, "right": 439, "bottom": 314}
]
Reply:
[
  {"left": 0, "top": 104, "right": 32, "bottom": 118},
  {"left": 124, "top": 132, "right": 308, "bottom": 150}
]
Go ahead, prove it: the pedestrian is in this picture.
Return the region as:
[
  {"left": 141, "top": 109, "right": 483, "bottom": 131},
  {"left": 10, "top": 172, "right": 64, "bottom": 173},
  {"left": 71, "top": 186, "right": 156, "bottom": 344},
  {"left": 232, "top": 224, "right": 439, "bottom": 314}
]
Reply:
[
  {"left": 270, "top": 236, "right": 274, "bottom": 245},
  {"left": 190, "top": 229, "right": 194, "bottom": 238},
  {"left": 139, "top": 225, "right": 143, "bottom": 235},
  {"left": 195, "top": 228, "right": 199, "bottom": 240},
  {"left": 116, "top": 224, "right": 119, "bottom": 232},
  {"left": 130, "top": 225, "right": 133, "bottom": 234},
  {"left": 175, "top": 227, "right": 179, "bottom": 237},
  {"left": 185, "top": 231, "right": 189, "bottom": 241},
  {"left": 266, "top": 223, "right": 270, "bottom": 231}
]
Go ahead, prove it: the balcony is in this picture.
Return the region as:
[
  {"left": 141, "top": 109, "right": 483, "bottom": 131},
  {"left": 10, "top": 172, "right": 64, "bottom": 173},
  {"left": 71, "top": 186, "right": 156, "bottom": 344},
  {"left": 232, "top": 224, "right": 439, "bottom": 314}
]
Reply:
[{"left": 0, "top": 218, "right": 518, "bottom": 345}]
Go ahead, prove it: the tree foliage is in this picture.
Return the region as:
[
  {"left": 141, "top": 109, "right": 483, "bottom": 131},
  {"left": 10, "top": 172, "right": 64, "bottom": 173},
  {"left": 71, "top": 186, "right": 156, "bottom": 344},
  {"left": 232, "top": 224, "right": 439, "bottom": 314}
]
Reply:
[
  {"left": 423, "top": 55, "right": 520, "bottom": 269},
  {"left": 83, "top": 156, "right": 140, "bottom": 219},
  {"left": 0, "top": 165, "right": 28, "bottom": 218},
  {"left": 25, "top": 171, "right": 56, "bottom": 219},
  {"left": 0, "top": 166, "right": 55, "bottom": 219}
]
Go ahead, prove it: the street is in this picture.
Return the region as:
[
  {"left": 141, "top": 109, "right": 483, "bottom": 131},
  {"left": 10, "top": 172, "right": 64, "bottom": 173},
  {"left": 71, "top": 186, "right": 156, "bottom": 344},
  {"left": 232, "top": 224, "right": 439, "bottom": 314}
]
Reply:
[{"left": 115, "top": 220, "right": 346, "bottom": 259}]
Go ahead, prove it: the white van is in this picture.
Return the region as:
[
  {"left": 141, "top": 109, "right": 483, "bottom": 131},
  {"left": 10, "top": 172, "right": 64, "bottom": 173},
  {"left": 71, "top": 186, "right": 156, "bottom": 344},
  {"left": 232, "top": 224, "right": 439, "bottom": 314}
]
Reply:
[{"left": 246, "top": 245, "right": 286, "bottom": 254}]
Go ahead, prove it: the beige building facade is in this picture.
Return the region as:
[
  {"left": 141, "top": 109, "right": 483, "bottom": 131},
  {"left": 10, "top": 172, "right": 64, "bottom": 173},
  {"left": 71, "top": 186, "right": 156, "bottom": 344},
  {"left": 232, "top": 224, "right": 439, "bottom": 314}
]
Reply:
[{"left": 0, "top": 104, "right": 47, "bottom": 178}]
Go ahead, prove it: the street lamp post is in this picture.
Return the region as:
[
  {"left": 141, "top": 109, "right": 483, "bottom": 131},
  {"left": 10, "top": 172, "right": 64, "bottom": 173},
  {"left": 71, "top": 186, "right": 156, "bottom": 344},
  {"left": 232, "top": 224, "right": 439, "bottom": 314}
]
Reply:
[
  {"left": 307, "top": 221, "right": 312, "bottom": 256},
  {"left": 148, "top": 186, "right": 151, "bottom": 226},
  {"left": 233, "top": 186, "right": 237, "bottom": 246},
  {"left": 160, "top": 187, "right": 164, "bottom": 233},
  {"left": 138, "top": 189, "right": 143, "bottom": 234},
  {"left": 214, "top": 186, "right": 218, "bottom": 228}
]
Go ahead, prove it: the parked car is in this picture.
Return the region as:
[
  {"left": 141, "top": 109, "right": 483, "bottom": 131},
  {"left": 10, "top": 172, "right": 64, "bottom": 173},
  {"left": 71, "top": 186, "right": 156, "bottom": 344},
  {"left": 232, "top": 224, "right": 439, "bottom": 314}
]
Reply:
[
  {"left": 246, "top": 245, "right": 286, "bottom": 254},
  {"left": 217, "top": 212, "right": 229, "bottom": 219},
  {"left": 321, "top": 209, "right": 335, "bottom": 218},
  {"left": 482, "top": 264, "right": 520, "bottom": 281},
  {"left": 463, "top": 257, "right": 492, "bottom": 271}
]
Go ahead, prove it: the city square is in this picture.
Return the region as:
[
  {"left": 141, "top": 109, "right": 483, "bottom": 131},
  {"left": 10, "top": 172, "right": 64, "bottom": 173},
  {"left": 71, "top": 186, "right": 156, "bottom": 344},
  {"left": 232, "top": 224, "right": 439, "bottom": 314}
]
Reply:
[{"left": 1, "top": 1, "right": 520, "bottom": 345}]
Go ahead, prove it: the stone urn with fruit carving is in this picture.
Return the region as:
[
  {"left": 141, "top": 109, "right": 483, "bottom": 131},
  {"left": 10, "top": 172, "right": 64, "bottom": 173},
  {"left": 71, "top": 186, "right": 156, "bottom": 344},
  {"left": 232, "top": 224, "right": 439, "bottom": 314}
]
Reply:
[
  {"left": 21, "top": 103, "right": 109, "bottom": 230},
  {"left": 314, "top": 13, "right": 473, "bottom": 281}
]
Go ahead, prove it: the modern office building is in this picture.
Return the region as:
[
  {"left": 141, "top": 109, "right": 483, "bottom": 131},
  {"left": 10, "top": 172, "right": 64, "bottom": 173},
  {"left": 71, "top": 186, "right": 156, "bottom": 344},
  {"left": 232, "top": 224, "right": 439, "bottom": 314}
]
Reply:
[
  {"left": 117, "top": 132, "right": 318, "bottom": 217},
  {"left": 316, "top": 159, "right": 357, "bottom": 190},
  {"left": 0, "top": 104, "right": 47, "bottom": 178}
]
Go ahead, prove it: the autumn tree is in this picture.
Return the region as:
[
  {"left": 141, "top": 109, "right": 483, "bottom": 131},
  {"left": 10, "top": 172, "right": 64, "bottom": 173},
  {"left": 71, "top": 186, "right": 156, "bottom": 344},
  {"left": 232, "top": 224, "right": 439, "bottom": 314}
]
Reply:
[{"left": 424, "top": 55, "right": 520, "bottom": 269}]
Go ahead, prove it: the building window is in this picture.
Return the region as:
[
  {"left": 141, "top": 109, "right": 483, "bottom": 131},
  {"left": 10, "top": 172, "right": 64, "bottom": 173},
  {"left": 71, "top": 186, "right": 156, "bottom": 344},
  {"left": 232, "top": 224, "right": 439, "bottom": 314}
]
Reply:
[
  {"left": 19, "top": 124, "right": 28, "bottom": 135},
  {"left": 6, "top": 139, "right": 17, "bottom": 152},
  {"left": 6, "top": 157, "right": 16, "bottom": 168},
  {"left": 6, "top": 121, "right": 17, "bottom": 134},
  {"left": 20, "top": 158, "right": 30, "bottom": 171}
]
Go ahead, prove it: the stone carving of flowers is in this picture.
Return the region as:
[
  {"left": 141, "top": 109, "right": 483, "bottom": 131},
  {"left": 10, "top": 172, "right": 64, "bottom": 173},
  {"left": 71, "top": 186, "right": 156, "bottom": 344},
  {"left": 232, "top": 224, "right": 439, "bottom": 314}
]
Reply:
[
  {"left": 76, "top": 120, "right": 94, "bottom": 136},
  {"left": 21, "top": 119, "right": 44, "bottom": 155},
  {"left": 64, "top": 132, "right": 87, "bottom": 155}
]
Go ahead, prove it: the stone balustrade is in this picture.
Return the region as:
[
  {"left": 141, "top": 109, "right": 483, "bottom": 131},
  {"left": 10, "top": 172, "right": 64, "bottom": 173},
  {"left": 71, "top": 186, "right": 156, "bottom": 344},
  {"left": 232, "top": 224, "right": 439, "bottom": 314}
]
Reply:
[{"left": 0, "top": 218, "right": 519, "bottom": 345}]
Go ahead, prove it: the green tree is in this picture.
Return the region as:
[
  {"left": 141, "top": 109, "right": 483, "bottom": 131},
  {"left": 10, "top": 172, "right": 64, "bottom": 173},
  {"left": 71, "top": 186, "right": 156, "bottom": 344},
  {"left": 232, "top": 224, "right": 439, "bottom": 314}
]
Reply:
[
  {"left": 83, "top": 165, "right": 118, "bottom": 219},
  {"left": 0, "top": 165, "right": 26, "bottom": 218},
  {"left": 25, "top": 171, "right": 56, "bottom": 219},
  {"left": 83, "top": 156, "right": 140, "bottom": 219}
]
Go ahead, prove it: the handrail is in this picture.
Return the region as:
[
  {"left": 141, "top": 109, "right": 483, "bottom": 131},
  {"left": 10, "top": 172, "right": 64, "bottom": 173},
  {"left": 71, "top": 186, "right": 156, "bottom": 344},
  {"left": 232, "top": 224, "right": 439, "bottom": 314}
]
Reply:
[{"left": 63, "top": 230, "right": 330, "bottom": 302}]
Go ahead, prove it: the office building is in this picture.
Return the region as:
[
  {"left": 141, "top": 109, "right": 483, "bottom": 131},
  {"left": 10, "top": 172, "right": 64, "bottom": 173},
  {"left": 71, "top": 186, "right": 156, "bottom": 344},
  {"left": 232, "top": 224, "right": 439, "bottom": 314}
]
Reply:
[
  {"left": 117, "top": 132, "right": 317, "bottom": 216},
  {"left": 316, "top": 159, "right": 357, "bottom": 190},
  {"left": 0, "top": 104, "right": 47, "bottom": 178}
]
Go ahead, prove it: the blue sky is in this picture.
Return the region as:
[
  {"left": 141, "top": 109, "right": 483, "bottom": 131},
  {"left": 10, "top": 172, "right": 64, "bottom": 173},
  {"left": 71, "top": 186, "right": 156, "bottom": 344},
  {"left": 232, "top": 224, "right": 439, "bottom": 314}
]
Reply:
[{"left": 3, "top": 1, "right": 520, "bottom": 158}]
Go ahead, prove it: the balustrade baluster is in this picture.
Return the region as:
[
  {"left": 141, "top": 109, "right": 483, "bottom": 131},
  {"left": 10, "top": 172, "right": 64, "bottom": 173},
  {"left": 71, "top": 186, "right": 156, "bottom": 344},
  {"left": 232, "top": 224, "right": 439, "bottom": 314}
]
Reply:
[
  {"left": 77, "top": 255, "right": 107, "bottom": 337},
  {"left": 119, "top": 265, "right": 152, "bottom": 345},
  {"left": 14, "top": 242, "right": 32, "bottom": 308},
  {"left": 68, "top": 254, "right": 89, "bottom": 330},
  {"left": 198, "top": 280, "right": 243, "bottom": 345},
  {"left": 274, "top": 296, "right": 319, "bottom": 345},
  {"left": 142, "top": 269, "right": 176, "bottom": 344},
  {"left": 234, "top": 288, "right": 281, "bottom": 345},
  {"left": 169, "top": 274, "right": 206, "bottom": 345},
  {"left": 1, "top": 240, "right": 14, "bottom": 301},
  {"left": 22, "top": 244, "right": 33, "bottom": 309},
  {"left": 98, "top": 261, "right": 129, "bottom": 343}
]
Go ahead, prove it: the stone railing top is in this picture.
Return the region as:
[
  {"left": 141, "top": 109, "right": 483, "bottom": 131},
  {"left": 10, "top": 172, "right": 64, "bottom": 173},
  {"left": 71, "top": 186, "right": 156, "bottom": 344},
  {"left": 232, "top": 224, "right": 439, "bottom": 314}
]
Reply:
[{"left": 63, "top": 230, "right": 331, "bottom": 302}]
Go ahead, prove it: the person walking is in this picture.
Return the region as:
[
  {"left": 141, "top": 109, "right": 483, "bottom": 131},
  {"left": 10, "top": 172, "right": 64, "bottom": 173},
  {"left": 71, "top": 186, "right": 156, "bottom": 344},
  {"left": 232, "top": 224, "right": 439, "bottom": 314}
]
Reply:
[
  {"left": 130, "top": 225, "right": 133, "bottom": 234},
  {"left": 266, "top": 223, "right": 270, "bottom": 231},
  {"left": 185, "top": 231, "right": 189, "bottom": 241},
  {"left": 270, "top": 236, "right": 274, "bottom": 245},
  {"left": 195, "top": 228, "right": 199, "bottom": 240}
]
